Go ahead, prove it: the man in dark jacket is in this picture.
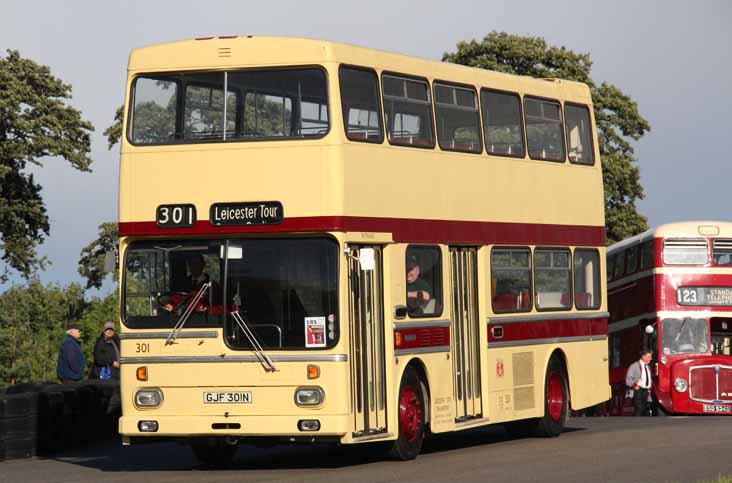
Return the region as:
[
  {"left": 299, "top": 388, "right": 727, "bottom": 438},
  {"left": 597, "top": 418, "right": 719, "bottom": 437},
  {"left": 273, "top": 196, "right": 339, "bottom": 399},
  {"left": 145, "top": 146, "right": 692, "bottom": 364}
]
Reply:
[
  {"left": 91, "top": 321, "right": 121, "bottom": 380},
  {"left": 56, "top": 324, "right": 86, "bottom": 383}
]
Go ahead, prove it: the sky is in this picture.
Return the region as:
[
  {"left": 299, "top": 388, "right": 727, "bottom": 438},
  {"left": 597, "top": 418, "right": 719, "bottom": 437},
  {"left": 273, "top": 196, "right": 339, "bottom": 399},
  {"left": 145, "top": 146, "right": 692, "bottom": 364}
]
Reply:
[{"left": 0, "top": 0, "right": 730, "bottom": 292}]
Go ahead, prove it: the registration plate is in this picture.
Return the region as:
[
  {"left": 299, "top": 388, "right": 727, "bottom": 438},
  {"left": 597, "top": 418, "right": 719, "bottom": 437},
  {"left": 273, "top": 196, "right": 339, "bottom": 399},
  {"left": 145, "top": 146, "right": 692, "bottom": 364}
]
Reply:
[
  {"left": 703, "top": 404, "right": 731, "bottom": 413},
  {"left": 203, "top": 391, "right": 252, "bottom": 404}
]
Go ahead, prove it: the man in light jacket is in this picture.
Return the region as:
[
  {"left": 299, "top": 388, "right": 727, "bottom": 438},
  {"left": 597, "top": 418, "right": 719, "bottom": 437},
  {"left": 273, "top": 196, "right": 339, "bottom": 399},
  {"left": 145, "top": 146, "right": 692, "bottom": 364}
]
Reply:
[{"left": 626, "top": 349, "right": 653, "bottom": 416}]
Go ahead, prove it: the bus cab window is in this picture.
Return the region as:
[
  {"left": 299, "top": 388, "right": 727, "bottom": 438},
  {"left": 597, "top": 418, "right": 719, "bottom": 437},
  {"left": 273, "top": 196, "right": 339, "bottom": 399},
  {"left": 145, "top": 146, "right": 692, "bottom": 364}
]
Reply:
[{"left": 406, "top": 246, "right": 442, "bottom": 317}]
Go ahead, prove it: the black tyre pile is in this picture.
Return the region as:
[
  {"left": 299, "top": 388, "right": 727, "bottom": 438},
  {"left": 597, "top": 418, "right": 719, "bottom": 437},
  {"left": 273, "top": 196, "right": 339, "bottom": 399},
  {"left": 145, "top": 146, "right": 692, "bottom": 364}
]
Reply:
[{"left": 0, "top": 380, "right": 120, "bottom": 461}]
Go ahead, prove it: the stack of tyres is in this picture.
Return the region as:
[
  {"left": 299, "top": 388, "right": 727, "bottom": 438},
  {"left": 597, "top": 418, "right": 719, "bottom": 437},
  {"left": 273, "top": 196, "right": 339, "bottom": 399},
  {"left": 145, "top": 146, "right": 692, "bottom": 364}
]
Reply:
[
  {"left": 37, "top": 390, "right": 66, "bottom": 454},
  {"left": 48, "top": 385, "right": 81, "bottom": 449},
  {"left": 0, "top": 392, "right": 39, "bottom": 460}
]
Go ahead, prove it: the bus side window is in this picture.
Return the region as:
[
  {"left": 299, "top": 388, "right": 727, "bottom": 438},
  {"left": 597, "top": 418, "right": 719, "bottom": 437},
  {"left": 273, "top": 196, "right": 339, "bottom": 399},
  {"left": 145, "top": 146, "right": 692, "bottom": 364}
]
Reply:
[
  {"left": 573, "top": 249, "right": 600, "bottom": 309},
  {"left": 433, "top": 82, "right": 482, "bottom": 153},
  {"left": 339, "top": 66, "right": 383, "bottom": 143},
  {"left": 534, "top": 248, "right": 572, "bottom": 311},
  {"left": 491, "top": 247, "right": 532, "bottom": 313},
  {"left": 382, "top": 74, "right": 435, "bottom": 148},
  {"left": 565, "top": 103, "right": 595, "bottom": 165},
  {"left": 639, "top": 240, "right": 655, "bottom": 270},
  {"left": 613, "top": 250, "right": 627, "bottom": 280},
  {"left": 524, "top": 97, "right": 565, "bottom": 162},
  {"left": 481, "top": 89, "right": 525, "bottom": 158},
  {"left": 626, "top": 246, "right": 639, "bottom": 275}
]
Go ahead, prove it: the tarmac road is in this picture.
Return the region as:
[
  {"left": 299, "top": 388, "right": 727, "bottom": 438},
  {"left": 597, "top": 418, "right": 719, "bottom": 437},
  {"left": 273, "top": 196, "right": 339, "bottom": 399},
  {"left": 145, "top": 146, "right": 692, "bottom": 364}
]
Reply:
[{"left": 2, "top": 417, "right": 732, "bottom": 483}]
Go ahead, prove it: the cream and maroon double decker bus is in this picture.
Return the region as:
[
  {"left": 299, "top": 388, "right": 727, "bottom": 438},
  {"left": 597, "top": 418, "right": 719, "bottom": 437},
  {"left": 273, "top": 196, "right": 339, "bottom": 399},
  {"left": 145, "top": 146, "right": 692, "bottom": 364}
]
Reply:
[
  {"left": 117, "top": 35, "right": 609, "bottom": 464},
  {"left": 606, "top": 221, "right": 732, "bottom": 415}
]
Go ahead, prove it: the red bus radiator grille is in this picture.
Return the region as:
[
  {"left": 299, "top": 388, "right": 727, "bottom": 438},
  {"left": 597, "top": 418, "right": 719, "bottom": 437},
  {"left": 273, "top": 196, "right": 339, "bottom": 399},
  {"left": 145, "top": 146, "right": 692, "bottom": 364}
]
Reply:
[
  {"left": 689, "top": 365, "right": 732, "bottom": 402},
  {"left": 690, "top": 367, "right": 717, "bottom": 401}
]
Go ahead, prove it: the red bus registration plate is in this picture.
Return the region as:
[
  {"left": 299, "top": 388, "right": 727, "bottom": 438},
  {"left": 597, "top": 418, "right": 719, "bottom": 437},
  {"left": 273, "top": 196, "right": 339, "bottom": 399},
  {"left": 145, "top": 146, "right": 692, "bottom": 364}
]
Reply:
[{"left": 703, "top": 404, "right": 731, "bottom": 413}]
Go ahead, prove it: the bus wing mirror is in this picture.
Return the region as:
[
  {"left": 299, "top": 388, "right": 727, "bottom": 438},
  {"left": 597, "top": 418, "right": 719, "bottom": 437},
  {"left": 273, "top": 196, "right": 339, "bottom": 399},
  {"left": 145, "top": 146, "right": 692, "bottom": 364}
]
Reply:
[
  {"left": 645, "top": 325, "right": 655, "bottom": 334},
  {"left": 103, "top": 251, "right": 116, "bottom": 273},
  {"left": 358, "top": 248, "right": 375, "bottom": 271}
]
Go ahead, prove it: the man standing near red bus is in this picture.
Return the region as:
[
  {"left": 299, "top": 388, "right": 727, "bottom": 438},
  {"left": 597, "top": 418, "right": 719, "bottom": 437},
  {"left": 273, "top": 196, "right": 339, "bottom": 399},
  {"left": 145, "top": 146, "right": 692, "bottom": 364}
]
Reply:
[{"left": 626, "top": 349, "right": 653, "bottom": 416}]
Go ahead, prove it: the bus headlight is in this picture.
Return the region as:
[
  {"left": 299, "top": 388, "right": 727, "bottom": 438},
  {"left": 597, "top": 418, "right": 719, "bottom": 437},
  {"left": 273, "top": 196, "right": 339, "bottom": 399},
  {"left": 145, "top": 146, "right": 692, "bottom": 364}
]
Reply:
[
  {"left": 135, "top": 388, "right": 164, "bottom": 408},
  {"left": 295, "top": 387, "right": 325, "bottom": 406},
  {"left": 674, "top": 378, "right": 689, "bottom": 393}
]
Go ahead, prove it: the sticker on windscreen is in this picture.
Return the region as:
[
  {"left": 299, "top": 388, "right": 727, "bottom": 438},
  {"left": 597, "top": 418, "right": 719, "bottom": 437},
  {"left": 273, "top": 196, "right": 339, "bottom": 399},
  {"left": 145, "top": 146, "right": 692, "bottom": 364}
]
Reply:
[{"left": 305, "top": 316, "right": 326, "bottom": 348}]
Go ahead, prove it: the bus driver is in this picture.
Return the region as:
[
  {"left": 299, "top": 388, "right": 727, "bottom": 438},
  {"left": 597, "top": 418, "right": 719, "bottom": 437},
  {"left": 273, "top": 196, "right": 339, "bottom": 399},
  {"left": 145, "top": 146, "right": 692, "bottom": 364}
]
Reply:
[{"left": 406, "top": 255, "right": 432, "bottom": 314}]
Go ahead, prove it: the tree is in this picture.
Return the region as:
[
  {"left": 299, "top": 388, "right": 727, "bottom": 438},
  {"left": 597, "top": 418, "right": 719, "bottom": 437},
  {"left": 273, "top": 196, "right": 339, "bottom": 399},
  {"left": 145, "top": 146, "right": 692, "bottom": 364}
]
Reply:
[
  {"left": 443, "top": 32, "right": 650, "bottom": 244},
  {"left": 103, "top": 105, "right": 124, "bottom": 150},
  {"left": 0, "top": 50, "right": 94, "bottom": 281},
  {"left": 78, "top": 222, "right": 119, "bottom": 290}
]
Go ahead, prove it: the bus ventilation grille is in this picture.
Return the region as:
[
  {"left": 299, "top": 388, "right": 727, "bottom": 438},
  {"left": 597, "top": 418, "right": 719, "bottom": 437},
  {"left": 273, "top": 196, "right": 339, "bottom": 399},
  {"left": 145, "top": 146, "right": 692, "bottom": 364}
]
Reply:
[
  {"left": 218, "top": 48, "right": 232, "bottom": 58},
  {"left": 513, "top": 352, "right": 535, "bottom": 410}
]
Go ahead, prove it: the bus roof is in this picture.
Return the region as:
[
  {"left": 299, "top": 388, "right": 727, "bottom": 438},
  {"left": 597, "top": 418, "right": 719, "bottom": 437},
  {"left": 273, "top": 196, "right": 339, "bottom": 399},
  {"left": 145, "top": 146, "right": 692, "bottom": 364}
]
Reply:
[
  {"left": 608, "top": 221, "right": 732, "bottom": 254},
  {"left": 127, "top": 35, "right": 592, "bottom": 101}
]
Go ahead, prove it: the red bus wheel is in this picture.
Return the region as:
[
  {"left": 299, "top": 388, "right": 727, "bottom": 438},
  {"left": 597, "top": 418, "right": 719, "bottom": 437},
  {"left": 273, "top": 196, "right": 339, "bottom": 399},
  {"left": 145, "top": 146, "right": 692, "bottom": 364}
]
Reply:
[{"left": 389, "top": 366, "right": 425, "bottom": 460}]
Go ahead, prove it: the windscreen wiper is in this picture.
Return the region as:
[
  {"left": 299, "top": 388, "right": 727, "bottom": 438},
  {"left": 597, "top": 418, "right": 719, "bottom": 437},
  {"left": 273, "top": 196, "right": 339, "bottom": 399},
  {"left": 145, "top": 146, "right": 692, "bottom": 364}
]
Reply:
[
  {"left": 165, "top": 282, "right": 211, "bottom": 346},
  {"left": 230, "top": 310, "right": 277, "bottom": 372}
]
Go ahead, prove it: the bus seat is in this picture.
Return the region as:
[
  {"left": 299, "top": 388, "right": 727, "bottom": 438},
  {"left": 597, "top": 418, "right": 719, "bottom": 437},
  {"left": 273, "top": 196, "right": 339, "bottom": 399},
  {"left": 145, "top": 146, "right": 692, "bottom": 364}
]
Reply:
[
  {"left": 560, "top": 292, "right": 571, "bottom": 307},
  {"left": 493, "top": 294, "right": 517, "bottom": 310},
  {"left": 575, "top": 292, "right": 592, "bottom": 307}
]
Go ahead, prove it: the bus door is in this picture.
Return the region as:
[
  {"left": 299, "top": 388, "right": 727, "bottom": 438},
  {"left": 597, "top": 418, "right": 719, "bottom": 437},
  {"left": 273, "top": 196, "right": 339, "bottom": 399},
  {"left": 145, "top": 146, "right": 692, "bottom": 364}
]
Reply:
[
  {"left": 450, "top": 247, "right": 483, "bottom": 421},
  {"left": 347, "top": 245, "right": 388, "bottom": 437}
]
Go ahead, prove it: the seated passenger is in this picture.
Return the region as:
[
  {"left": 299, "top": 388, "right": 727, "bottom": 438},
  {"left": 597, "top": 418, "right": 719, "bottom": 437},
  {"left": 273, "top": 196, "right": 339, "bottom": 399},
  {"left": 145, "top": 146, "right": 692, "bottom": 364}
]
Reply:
[{"left": 406, "top": 255, "right": 432, "bottom": 314}]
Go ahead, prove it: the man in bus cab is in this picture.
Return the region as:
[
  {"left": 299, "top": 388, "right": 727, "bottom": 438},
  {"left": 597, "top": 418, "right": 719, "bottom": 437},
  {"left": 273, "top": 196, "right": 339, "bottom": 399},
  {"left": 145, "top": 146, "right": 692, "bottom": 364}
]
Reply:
[
  {"left": 406, "top": 255, "right": 432, "bottom": 315},
  {"left": 626, "top": 349, "right": 653, "bottom": 416},
  {"left": 159, "top": 254, "right": 216, "bottom": 313}
]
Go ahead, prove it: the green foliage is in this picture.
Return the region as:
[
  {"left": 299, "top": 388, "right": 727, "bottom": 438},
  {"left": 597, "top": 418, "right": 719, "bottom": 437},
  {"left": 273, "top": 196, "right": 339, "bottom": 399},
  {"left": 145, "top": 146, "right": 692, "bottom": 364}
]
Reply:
[
  {"left": 0, "top": 280, "right": 118, "bottom": 387},
  {"left": 443, "top": 32, "right": 651, "bottom": 244},
  {"left": 103, "top": 105, "right": 124, "bottom": 150},
  {"left": 0, "top": 49, "right": 94, "bottom": 280},
  {"left": 78, "top": 222, "right": 119, "bottom": 290}
]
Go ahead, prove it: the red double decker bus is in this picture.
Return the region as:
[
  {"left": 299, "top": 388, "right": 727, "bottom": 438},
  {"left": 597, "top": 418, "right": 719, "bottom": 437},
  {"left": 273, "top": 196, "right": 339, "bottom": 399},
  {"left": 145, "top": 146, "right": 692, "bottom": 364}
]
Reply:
[{"left": 606, "top": 221, "right": 732, "bottom": 415}]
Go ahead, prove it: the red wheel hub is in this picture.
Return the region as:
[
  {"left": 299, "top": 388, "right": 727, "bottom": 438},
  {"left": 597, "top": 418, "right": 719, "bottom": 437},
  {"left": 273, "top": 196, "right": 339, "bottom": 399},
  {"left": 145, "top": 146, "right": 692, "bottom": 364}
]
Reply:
[
  {"left": 547, "top": 371, "right": 564, "bottom": 421},
  {"left": 398, "top": 384, "right": 422, "bottom": 443}
]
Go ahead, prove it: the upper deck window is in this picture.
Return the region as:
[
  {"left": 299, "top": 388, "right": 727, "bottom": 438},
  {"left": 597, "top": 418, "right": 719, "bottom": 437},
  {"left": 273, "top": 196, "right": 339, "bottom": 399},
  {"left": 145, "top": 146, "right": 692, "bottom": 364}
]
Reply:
[
  {"left": 382, "top": 74, "right": 435, "bottom": 148},
  {"left": 433, "top": 83, "right": 481, "bottom": 153},
  {"left": 565, "top": 103, "right": 595, "bottom": 165},
  {"left": 339, "top": 66, "right": 383, "bottom": 143},
  {"left": 663, "top": 238, "right": 708, "bottom": 265},
  {"left": 481, "top": 89, "right": 525, "bottom": 158},
  {"left": 640, "top": 240, "right": 655, "bottom": 270},
  {"left": 713, "top": 239, "right": 732, "bottom": 265},
  {"left": 129, "top": 67, "right": 329, "bottom": 145},
  {"left": 524, "top": 97, "right": 565, "bottom": 162}
]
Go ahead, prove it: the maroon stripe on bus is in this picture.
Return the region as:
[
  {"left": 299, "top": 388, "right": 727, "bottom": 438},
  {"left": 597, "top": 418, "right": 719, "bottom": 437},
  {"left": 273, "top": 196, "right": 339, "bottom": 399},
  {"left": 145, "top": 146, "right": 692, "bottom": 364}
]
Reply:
[
  {"left": 394, "top": 325, "right": 450, "bottom": 350},
  {"left": 119, "top": 216, "right": 605, "bottom": 246},
  {"left": 608, "top": 274, "right": 656, "bottom": 323},
  {"left": 488, "top": 317, "right": 607, "bottom": 343}
]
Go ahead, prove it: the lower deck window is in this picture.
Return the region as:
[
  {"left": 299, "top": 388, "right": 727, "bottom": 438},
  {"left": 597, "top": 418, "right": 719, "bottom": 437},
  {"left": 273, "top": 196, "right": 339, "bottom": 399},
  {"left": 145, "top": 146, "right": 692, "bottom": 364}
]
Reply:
[
  {"left": 491, "top": 248, "right": 532, "bottom": 313},
  {"left": 535, "top": 249, "right": 571, "bottom": 310}
]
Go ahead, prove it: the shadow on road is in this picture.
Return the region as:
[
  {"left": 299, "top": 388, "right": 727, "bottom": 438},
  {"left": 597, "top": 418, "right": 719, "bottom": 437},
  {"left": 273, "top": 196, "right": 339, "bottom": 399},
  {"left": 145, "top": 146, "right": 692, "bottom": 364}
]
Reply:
[{"left": 42, "top": 423, "right": 587, "bottom": 472}]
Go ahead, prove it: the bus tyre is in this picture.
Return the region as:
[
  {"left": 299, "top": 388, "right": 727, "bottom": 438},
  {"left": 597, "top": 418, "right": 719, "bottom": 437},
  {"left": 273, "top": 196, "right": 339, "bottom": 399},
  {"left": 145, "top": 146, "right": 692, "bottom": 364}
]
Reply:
[
  {"left": 389, "top": 366, "right": 425, "bottom": 461},
  {"left": 534, "top": 357, "right": 567, "bottom": 438},
  {"left": 191, "top": 437, "right": 238, "bottom": 466}
]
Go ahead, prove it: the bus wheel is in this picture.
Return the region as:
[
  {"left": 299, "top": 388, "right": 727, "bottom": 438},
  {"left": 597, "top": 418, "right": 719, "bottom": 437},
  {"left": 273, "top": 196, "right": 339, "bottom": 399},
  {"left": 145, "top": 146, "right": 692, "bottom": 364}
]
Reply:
[
  {"left": 191, "top": 437, "right": 238, "bottom": 466},
  {"left": 534, "top": 357, "right": 567, "bottom": 437},
  {"left": 389, "top": 366, "right": 425, "bottom": 460}
]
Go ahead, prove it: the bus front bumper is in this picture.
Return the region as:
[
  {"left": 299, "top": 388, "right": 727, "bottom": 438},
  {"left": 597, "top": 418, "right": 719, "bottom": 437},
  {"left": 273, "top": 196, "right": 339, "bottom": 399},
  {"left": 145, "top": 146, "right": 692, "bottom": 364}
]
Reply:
[{"left": 119, "top": 414, "right": 350, "bottom": 439}]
